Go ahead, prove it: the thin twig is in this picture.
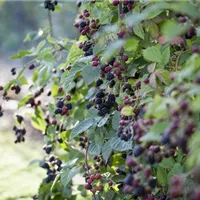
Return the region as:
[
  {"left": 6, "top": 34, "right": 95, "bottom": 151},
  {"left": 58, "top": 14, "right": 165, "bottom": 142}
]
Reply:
[
  {"left": 85, "top": 145, "right": 90, "bottom": 175},
  {"left": 48, "top": 10, "right": 53, "bottom": 37},
  {"left": 85, "top": 145, "right": 97, "bottom": 200},
  {"left": 118, "top": 2, "right": 122, "bottom": 18},
  {"left": 175, "top": 50, "right": 183, "bottom": 71}
]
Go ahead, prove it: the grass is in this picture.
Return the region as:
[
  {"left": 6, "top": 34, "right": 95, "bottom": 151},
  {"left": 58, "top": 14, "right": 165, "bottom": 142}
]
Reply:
[{"left": 0, "top": 131, "right": 46, "bottom": 200}]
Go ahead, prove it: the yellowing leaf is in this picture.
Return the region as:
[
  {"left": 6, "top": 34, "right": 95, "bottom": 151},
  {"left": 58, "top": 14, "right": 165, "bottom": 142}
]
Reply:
[{"left": 121, "top": 106, "right": 134, "bottom": 116}]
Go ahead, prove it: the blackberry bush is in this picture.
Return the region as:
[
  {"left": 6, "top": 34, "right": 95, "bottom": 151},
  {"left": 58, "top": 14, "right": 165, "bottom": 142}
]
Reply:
[{"left": 1, "top": 0, "right": 200, "bottom": 199}]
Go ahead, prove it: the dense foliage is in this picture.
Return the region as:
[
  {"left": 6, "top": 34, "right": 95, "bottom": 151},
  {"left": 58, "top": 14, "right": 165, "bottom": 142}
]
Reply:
[{"left": 1, "top": 0, "right": 200, "bottom": 199}]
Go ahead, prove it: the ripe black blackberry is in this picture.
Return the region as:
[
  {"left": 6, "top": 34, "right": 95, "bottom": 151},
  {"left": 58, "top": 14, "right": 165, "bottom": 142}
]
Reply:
[
  {"left": 133, "top": 145, "right": 144, "bottom": 157},
  {"left": 122, "top": 6, "right": 129, "bottom": 14},
  {"left": 108, "top": 94, "right": 116, "bottom": 102},
  {"left": 56, "top": 100, "right": 64, "bottom": 108},
  {"left": 95, "top": 98, "right": 102, "bottom": 104},
  {"left": 124, "top": 173, "right": 133, "bottom": 185},
  {"left": 123, "top": 83, "right": 131, "bottom": 91},
  {"left": 16, "top": 115, "right": 23, "bottom": 124},
  {"left": 11, "top": 68, "right": 16, "bottom": 75},
  {"left": 108, "top": 57, "right": 115, "bottom": 66},
  {"left": 86, "top": 103, "right": 92, "bottom": 109},
  {"left": 133, "top": 186, "right": 145, "bottom": 197},
  {"left": 54, "top": 108, "right": 61, "bottom": 115},
  {"left": 41, "top": 162, "right": 49, "bottom": 169},
  {"left": 96, "top": 79, "right": 103, "bottom": 87},
  {"left": 106, "top": 72, "right": 114, "bottom": 80},
  {"left": 66, "top": 103, "right": 72, "bottom": 110},
  {"left": 44, "top": 0, "right": 57, "bottom": 11},
  {"left": 45, "top": 173, "right": 56, "bottom": 183},
  {"left": 96, "top": 90, "right": 105, "bottom": 98},
  {"left": 14, "top": 127, "right": 26, "bottom": 143},
  {"left": 109, "top": 80, "right": 115, "bottom": 88}
]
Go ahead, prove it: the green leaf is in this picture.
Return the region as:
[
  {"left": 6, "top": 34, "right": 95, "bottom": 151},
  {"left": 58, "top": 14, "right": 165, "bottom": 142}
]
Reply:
[
  {"left": 82, "top": 65, "right": 100, "bottom": 85},
  {"left": 98, "top": 114, "right": 109, "bottom": 127},
  {"left": 62, "top": 158, "right": 78, "bottom": 168},
  {"left": 66, "top": 41, "right": 83, "bottom": 64},
  {"left": 121, "top": 106, "right": 134, "bottom": 116},
  {"left": 102, "top": 141, "right": 112, "bottom": 163},
  {"left": 31, "top": 107, "right": 46, "bottom": 132},
  {"left": 70, "top": 118, "right": 96, "bottom": 139},
  {"left": 155, "top": 69, "right": 170, "bottom": 85},
  {"left": 10, "top": 50, "right": 32, "bottom": 59},
  {"left": 150, "top": 121, "right": 169, "bottom": 134},
  {"left": 161, "top": 45, "right": 170, "bottom": 66},
  {"left": 159, "top": 158, "right": 175, "bottom": 169},
  {"left": 62, "top": 63, "right": 83, "bottom": 90},
  {"left": 109, "top": 136, "right": 132, "bottom": 151},
  {"left": 89, "top": 141, "right": 102, "bottom": 155},
  {"left": 104, "top": 189, "right": 115, "bottom": 200},
  {"left": 161, "top": 20, "right": 188, "bottom": 41},
  {"left": 18, "top": 76, "right": 28, "bottom": 85},
  {"left": 124, "top": 37, "right": 139, "bottom": 52},
  {"left": 37, "top": 47, "right": 54, "bottom": 64},
  {"left": 102, "top": 40, "right": 124, "bottom": 63},
  {"left": 140, "top": 132, "right": 160, "bottom": 142},
  {"left": 157, "top": 167, "right": 168, "bottom": 186},
  {"left": 134, "top": 23, "right": 145, "bottom": 39},
  {"left": 60, "top": 166, "right": 80, "bottom": 187},
  {"left": 47, "top": 35, "right": 57, "bottom": 44},
  {"left": 143, "top": 46, "right": 162, "bottom": 63},
  {"left": 145, "top": 20, "right": 159, "bottom": 39},
  {"left": 93, "top": 43, "right": 106, "bottom": 56},
  {"left": 51, "top": 83, "right": 58, "bottom": 97},
  {"left": 18, "top": 95, "right": 32, "bottom": 109},
  {"left": 50, "top": 174, "right": 60, "bottom": 192},
  {"left": 37, "top": 40, "right": 46, "bottom": 52},
  {"left": 168, "top": 163, "right": 183, "bottom": 180},
  {"left": 112, "top": 111, "right": 120, "bottom": 130},
  {"left": 32, "top": 67, "right": 39, "bottom": 83}
]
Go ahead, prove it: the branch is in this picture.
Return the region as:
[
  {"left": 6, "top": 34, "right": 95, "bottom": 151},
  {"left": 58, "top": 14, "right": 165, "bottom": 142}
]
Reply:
[
  {"left": 48, "top": 10, "right": 53, "bottom": 37},
  {"left": 85, "top": 145, "right": 90, "bottom": 175}
]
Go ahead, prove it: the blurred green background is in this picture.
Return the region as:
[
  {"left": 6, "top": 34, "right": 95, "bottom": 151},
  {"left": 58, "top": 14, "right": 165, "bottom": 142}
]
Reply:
[{"left": 0, "top": 1, "right": 78, "bottom": 199}]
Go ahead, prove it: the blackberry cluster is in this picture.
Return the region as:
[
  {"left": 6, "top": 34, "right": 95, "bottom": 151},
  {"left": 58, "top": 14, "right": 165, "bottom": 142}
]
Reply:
[
  {"left": 161, "top": 100, "right": 196, "bottom": 154},
  {"left": 94, "top": 90, "right": 116, "bottom": 116},
  {"left": 79, "top": 41, "right": 94, "bottom": 57},
  {"left": 54, "top": 95, "right": 72, "bottom": 116},
  {"left": 11, "top": 68, "right": 16, "bottom": 75},
  {"left": 44, "top": 0, "right": 58, "bottom": 11},
  {"left": 40, "top": 156, "right": 62, "bottom": 183},
  {"left": 123, "top": 156, "right": 157, "bottom": 198},
  {"left": 13, "top": 126, "right": 26, "bottom": 143},
  {"left": 74, "top": 10, "right": 100, "bottom": 36},
  {"left": 99, "top": 56, "right": 128, "bottom": 81},
  {"left": 79, "top": 133, "right": 88, "bottom": 149},
  {"left": 84, "top": 173, "right": 105, "bottom": 194},
  {"left": 13, "top": 114, "right": 26, "bottom": 143},
  {"left": 11, "top": 85, "right": 21, "bottom": 94},
  {"left": 43, "top": 144, "right": 53, "bottom": 154},
  {"left": 74, "top": 10, "right": 101, "bottom": 57},
  {"left": 117, "top": 115, "right": 133, "bottom": 141}
]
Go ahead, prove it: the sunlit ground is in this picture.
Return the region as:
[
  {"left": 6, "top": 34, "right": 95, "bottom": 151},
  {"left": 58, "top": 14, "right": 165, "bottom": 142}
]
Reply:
[{"left": 0, "top": 131, "right": 45, "bottom": 200}]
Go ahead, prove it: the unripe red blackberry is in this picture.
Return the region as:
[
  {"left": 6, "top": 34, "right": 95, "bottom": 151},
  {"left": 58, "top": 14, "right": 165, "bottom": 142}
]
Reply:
[
  {"left": 126, "top": 155, "right": 137, "bottom": 167},
  {"left": 113, "top": 0, "right": 120, "bottom": 6},
  {"left": 191, "top": 45, "right": 200, "bottom": 53},
  {"left": 29, "top": 64, "right": 35, "bottom": 70},
  {"left": 58, "top": 87, "right": 63, "bottom": 93}
]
